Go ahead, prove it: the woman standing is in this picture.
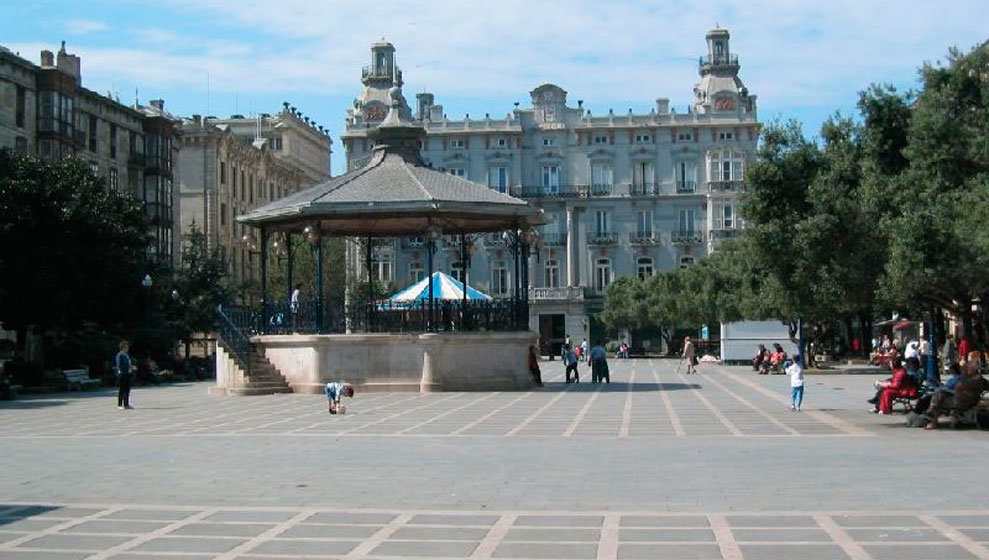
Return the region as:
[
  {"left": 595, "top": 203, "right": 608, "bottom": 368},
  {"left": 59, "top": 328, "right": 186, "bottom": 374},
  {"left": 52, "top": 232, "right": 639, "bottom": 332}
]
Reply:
[{"left": 683, "top": 336, "right": 696, "bottom": 375}]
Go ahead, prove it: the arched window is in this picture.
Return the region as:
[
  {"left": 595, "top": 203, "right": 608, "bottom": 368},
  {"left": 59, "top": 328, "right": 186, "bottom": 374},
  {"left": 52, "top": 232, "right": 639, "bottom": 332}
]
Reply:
[
  {"left": 637, "top": 257, "right": 654, "bottom": 279},
  {"left": 594, "top": 258, "right": 612, "bottom": 293}
]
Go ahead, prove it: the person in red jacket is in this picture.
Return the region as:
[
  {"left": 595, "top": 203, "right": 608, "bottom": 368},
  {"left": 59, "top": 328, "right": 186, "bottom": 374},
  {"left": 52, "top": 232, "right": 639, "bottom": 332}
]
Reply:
[
  {"left": 957, "top": 336, "right": 970, "bottom": 365},
  {"left": 874, "top": 357, "right": 918, "bottom": 414}
]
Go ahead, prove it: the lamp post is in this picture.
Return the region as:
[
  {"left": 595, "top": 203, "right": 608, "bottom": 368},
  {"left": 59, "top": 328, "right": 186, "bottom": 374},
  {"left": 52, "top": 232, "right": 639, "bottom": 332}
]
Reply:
[
  {"left": 426, "top": 224, "right": 442, "bottom": 330},
  {"left": 304, "top": 224, "right": 323, "bottom": 333},
  {"left": 141, "top": 274, "right": 153, "bottom": 359}
]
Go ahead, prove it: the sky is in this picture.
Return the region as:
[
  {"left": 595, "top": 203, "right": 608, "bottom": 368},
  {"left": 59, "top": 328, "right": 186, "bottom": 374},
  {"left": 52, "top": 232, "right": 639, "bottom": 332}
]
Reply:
[{"left": 2, "top": 0, "right": 987, "bottom": 176}]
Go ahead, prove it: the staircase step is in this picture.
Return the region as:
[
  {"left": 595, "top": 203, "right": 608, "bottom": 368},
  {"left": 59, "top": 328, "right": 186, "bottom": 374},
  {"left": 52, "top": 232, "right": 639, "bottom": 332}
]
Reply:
[
  {"left": 225, "top": 386, "right": 294, "bottom": 396},
  {"left": 243, "top": 381, "right": 292, "bottom": 389}
]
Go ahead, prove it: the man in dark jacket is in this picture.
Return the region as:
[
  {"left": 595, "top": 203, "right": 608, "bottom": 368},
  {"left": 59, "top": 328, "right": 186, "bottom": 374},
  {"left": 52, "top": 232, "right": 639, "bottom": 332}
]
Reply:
[{"left": 115, "top": 341, "right": 134, "bottom": 410}]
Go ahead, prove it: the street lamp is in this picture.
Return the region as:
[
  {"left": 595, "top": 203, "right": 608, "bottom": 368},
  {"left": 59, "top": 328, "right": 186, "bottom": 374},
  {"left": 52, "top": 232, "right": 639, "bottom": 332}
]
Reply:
[
  {"left": 425, "top": 224, "right": 442, "bottom": 330},
  {"left": 141, "top": 274, "right": 153, "bottom": 361}
]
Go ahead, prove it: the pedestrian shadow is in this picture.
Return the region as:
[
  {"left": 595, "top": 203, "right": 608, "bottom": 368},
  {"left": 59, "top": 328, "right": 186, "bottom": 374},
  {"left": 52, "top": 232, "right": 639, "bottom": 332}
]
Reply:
[
  {"left": 541, "top": 382, "right": 702, "bottom": 392},
  {"left": 0, "top": 399, "right": 69, "bottom": 409},
  {"left": 0, "top": 505, "right": 62, "bottom": 526}
]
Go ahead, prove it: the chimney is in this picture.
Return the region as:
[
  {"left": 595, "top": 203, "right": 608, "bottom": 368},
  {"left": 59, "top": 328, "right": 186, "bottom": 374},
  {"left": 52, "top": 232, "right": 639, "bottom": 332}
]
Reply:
[
  {"left": 40, "top": 50, "right": 54, "bottom": 67},
  {"left": 55, "top": 41, "right": 82, "bottom": 84},
  {"left": 656, "top": 98, "right": 670, "bottom": 114},
  {"left": 192, "top": 114, "right": 202, "bottom": 126},
  {"left": 150, "top": 99, "right": 164, "bottom": 111}
]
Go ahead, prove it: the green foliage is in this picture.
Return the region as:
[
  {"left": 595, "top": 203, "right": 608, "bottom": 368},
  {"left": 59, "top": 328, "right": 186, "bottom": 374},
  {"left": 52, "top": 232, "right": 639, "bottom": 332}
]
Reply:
[
  {"left": 168, "top": 226, "right": 232, "bottom": 342},
  {"left": 0, "top": 149, "right": 150, "bottom": 335}
]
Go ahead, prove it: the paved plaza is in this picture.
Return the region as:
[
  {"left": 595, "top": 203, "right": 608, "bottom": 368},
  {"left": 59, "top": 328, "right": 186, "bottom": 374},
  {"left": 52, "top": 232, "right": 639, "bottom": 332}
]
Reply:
[{"left": 1, "top": 359, "right": 986, "bottom": 559}]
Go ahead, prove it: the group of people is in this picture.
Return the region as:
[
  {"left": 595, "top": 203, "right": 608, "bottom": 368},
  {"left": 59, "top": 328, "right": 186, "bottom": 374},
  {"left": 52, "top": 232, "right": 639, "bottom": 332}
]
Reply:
[
  {"left": 752, "top": 343, "right": 789, "bottom": 375},
  {"left": 559, "top": 339, "right": 611, "bottom": 383}
]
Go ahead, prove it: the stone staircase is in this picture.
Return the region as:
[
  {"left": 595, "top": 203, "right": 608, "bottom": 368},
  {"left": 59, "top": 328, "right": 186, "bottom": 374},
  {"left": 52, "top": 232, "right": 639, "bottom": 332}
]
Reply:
[{"left": 214, "top": 344, "right": 294, "bottom": 396}]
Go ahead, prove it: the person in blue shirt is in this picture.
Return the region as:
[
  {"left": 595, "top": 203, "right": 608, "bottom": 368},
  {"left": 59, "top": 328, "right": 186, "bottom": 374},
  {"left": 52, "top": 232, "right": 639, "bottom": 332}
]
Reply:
[
  {"left": 115, "top": 341, "right": 134, "bottom": 410},
  {"left": 563, "top": 345, "right": 580, "bottom": 384},
  {"left": 325, "top": 381, "right": 355, "bottom": 414},
  {"left": 590, "top": 342, "right": 610, "bottom": 383}
]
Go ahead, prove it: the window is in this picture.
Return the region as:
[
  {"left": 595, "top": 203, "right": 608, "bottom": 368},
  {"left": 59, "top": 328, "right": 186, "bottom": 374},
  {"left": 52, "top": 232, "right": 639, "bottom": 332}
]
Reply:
[
  {"left": 376, "top": 51, "right": 386, "bottom": 73},
  {"left": 541, "top": 165, "right": 560, "bottom": 192},
  {"left": 249, "top": 175, "right": 254, "bottom": 204},
  {"left": 591, "top": 163, "right": 612, "bottom": 187},
  {"left": 542, "top": 137, "right": 555, "bottom": 147},
  {"left": 723, "top": 204, "right": 734, "bottom": 229},
  {"left": 488, "top": 166, "right": 508, "bottom": 193},
  {"left": 38, "top": 90, "right": 73, "bottom": 136},
  {"left": 679, "top": 256, "right": 695, "bottom": 269},
  {"left": 594, "top": 210, "right": 610, "bottom": 234},
  {"left": 270, "top": 136, "right": 283, "bottom": 150},
  {"left": 632, "top": 161, "right": 654, "bottom": 188},
  {"left": 89, "top": 161, "right": 99, "bottom": 175},
  {"left": 232, "top": 166, "right": 237, "bottom": 195},
  {"left": 220, "top": 162, "right": 227, "bottom": 184},
  {"left": 543, "top": 259, "right": 560, "bottom": 288},
  {"left": 15, "top": 85, "right": 25, "bottom": 128},
  {"left": 678, "top": 209, "right": 696, "bottom": 234},
  {"left": 635, "top": 133, "right": 651, "bottom": 144},
  {"left": 374, "top": 254, "right": 393, "bottom": 284},
  {"left": 496, "top": 138, "right": 507, "bottom": 148},
  {"left": 636, "top": 210, "right": 653, "bottom": 237},
  {"left": 409, "top": 261, "right": 424, "bottom": 282},
  {"left": 88, "top": 115, "right": 98, "bottom": 152},
  {"left": 450, "top": 261, "right": 464, "bottom": 284},
  {"left": 38, "top": 139, "right": 54, "bottom": 157},
  {"left": 593, "top": 134, "right": 609, "bottom": 145},
  {"left": 677, "top": 161, "right": 696, "bottom": 192},
  {"left": 709, "top": 150, "right": 745, "bottom": 181},
  {"left": 448, "top": 167, "right": 465, "bottom": 177},
  {"left": 637, "top": 257, "right": 654, "bottom": 279},
  {"left": 677, "top": 130, "right": 692, "bottom": 142},
  {"left": 109, "top": 124, "right": 117, "bottom": 158},
  {"left": 594, "top": 258, "right": 612, "bottom": 292},
  {"left": 450, "top": 138, "right": 465, "bottom": 149},
  {"left": 240, "top": 171, "right": 246, "bottom": 197},
  {"left": 492, "top": 261, "right": 509, "bottom": 295},
  {"left": 109, "top": 168, "right": 118, "bottom": 190},
  {"left": 719, "top": 131, "right": 734, "bottom": 141},
  {"left": 220, "top": 203, "right": 227, "bottom": 226}
]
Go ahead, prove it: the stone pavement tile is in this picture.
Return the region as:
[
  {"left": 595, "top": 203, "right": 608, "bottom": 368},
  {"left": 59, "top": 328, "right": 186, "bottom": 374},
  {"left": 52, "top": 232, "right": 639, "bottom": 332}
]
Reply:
[
  {"left": 739, "top": 544, "right": 852, "bottom": 560},
  {"left": 390, "top": 526, "right": 491, "bottom": 540},
  {"left": 0, "top": 517, "right": 64, "bottom": 531},
  {"left": 204, "top": 510, "right": 298, "bottom": 523},
  {"left": 132, "top": 536, "right": 248, "bottom": 553},
  {"left": 408, "top": 513, "right": 499, "bottom": 526},
  {"left": 493, "top": 541, "right": 598, "bottom": 558},
  {"left": 503, "top": 527, "right": 601, "bottom": 541},
  {"left": 731, "top": 528, "right": 832, "bottom": 542},
  {"left": 7, "top": 506, "right": 103, "bottom": 519},
  {"left": 102, "top": 509, "right": 200, "bottom": 521},
  {"left": 846, "top": 527, "right": 950, "bottom": 542},
  {"left": 0, "top": 551, "right": 91, "bottom": 559},
  {"left": 371, "top": 540, "right": 479, "bottom": 557},
  {"left": 939, "top": 515, "right": 989, "bottom": 526},
  {"left": 863, "top": 544, "right": 978, "bottom": 560},
  {"left": 170, "top": 522, "right": 275, "bottom": 537},
  {"left": 17, "top": 533, "right": 133, "bottom": 550},
  {"left": 279, "top": 523, "right": 381, "bottom": 539},
  {"left": 513, "top": 514, "right": 604, "bottom": 527},
  {"left": 61, "top": 519, "right": 173, "bottom": 534},
  {"left": 306, "top": 511, "right": 397, "bottom": 525},
  {"left": 618, "top": 528, "right": 716, "bottom": 542},
  {"left": 247, "top": 538, "right": 361, "bottom": 555},
  {"left": 833, "top": 515, "right": 926, "bottom": 527},
  {"left": 108, "top": 554, "right": 216, "bottom": 560},
  {"left": 617, "top": 543, "right": 723, "bottom": 559},
  {"left": 620, "top": 515, "right": 710, "bottom": 527},
  {"left": 0, "top": 531, "right": 28, "bottom": 544},
  {"left": 725, "top": 514, "right": 817, "bottom": 527}
]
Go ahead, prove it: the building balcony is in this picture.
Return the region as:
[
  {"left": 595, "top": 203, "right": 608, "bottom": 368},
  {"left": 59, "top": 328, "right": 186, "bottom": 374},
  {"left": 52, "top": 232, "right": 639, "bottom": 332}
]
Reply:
[
  {"left": 540, "top": 233, "right": 567, "bottom": 247},
  {"left": 481, "top": 233, "right": 507, "bottom": 248},
  {"left": 509, "top": 184, "right": 614, "bottom": 199},
  {"left": 589, "top": 183, "right": 613, "bottom": 196},
  {"left": 401, "top": 237, "right": 425, "bottom": 249},
  {"left": 629, "top": 182, "right": 659, "bottom": 196},
  {"left": 699, "top": 53, "right": 739, "bottom": 69},
  {"left": 671, "top": 230, "right": 703, "bottom": 245},
  {"left": 708, "top": 180, "right": 744, "bottom": 193},
  {"left": 529, "top": 286, "right": 585, "bottom": 302},
  {"left": 709, "top": 227, "right": 743, "bottom": 247},
  {"left": 629, "top": 232, "right": 661, "bottom": 246},
  {"left": 362, "top": 65, "right": 403, "bottom": 82},
  {"left": 587, "top": 231, "right": 618, "bottom": 246},
  {"left": 676, "top": 180, "right": 697, "bottom": 194}
]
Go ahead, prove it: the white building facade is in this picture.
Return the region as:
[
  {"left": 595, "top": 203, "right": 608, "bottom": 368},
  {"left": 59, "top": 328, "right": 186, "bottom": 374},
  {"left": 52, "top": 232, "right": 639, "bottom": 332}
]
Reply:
[{"left": 341, "top": 29, "right": 759, "bottom": 349}]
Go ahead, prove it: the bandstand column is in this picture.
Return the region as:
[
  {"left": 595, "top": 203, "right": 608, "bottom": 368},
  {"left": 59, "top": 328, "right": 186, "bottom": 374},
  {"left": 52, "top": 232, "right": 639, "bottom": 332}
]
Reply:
[
  {"left": 315, "top": 230, "right": 324, "bottom": 333},
  {"left": 259, "top": 227, "right": 269, "bottom": 334},
  {"left": 286, "top": 232, "right": 294, "bottom": 306},
  {"left": 365, "top": 236, "right": 374, "bottom": 331}
]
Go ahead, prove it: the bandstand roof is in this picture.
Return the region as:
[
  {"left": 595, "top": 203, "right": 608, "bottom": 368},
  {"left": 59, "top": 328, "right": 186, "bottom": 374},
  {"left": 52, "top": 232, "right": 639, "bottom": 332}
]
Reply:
[{"left": 238, "top": 81, "right": 543, "bottom": 237}]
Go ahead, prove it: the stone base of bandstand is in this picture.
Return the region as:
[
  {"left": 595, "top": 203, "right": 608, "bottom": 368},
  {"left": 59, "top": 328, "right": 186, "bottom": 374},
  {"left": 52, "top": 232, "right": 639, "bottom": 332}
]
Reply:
[{"left": 214, "top": 331, "right": 539, "bottom": 394}]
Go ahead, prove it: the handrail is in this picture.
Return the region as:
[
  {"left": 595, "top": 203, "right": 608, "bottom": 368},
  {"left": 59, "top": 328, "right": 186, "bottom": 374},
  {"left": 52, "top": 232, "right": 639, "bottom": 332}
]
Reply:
[{"left": 216, "top": 305, "right": 252, "bottom": 377}]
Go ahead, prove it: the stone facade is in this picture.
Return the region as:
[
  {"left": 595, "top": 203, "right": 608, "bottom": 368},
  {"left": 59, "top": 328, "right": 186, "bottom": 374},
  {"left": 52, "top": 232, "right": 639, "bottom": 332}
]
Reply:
[
  {"left": 176, "top": 111, "right": 326, "bottom": 297},
  {"left": 0, "top": 42, "right": 180, "bottom": 265},
  {"left": 341, "top": 29, "right": 759, "bottom": 349}
]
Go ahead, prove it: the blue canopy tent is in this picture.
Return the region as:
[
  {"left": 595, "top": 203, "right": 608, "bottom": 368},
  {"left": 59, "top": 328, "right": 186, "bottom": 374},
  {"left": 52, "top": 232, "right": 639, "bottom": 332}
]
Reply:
[{"left": 380, "top": 271, "right": 491, "bottom": 309}]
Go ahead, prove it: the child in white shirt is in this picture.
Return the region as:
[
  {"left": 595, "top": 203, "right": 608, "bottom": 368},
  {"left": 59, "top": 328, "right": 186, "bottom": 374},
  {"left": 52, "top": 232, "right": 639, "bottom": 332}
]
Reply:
[{"left": 787, "top": 355, "right": 805, "bottom": 411}]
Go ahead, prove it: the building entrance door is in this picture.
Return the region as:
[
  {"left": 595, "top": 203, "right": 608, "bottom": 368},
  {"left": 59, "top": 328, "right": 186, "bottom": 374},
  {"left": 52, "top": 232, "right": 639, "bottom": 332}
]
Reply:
[{"left": 538, "top": 314, "right": 566, "bottom": 357}]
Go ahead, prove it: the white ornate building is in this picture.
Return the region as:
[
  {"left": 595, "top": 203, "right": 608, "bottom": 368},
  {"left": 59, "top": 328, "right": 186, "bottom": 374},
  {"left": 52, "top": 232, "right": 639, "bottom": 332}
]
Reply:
[{"left": 341, "top": 29, "right": 759, "bottom": 348}]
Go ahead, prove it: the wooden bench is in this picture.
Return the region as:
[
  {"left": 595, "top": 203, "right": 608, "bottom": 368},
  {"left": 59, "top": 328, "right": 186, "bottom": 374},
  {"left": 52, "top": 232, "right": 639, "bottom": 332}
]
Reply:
[{"left": 62, "top": 368, "right": 101, "bottom": 391}]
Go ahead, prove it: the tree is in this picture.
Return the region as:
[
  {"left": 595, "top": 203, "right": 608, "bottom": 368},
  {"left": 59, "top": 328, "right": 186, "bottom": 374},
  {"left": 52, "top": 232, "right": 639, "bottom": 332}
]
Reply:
[
  {"left": 169, "top": 226, "right": 232, "bottom": 357},
  {"left": 0, "top": 149, "right": 150, "bottom": 358}
]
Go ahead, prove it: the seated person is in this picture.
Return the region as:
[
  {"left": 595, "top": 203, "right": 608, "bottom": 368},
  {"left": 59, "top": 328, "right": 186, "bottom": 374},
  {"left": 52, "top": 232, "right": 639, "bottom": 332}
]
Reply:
[
  {"left": 904, "top": 357, "right": 925, "bottom": 386},
  {"left": 871, "top": 357, "right": 918, "bottom": 414},
  {"left": 925, "top": 365, "right": 989, "bottom": 429},
  {"left": 769, "top": 344, "right": 787, "bottom": 374},
  {"left": 753, "top": 344, "right": 768, "bottom": 372}
]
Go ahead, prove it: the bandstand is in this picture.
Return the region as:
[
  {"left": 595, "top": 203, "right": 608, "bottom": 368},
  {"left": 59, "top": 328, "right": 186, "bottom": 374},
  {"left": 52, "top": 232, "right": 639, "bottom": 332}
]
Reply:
[{"left": 213, "top": 78, "right": 545, "bottom": 395}]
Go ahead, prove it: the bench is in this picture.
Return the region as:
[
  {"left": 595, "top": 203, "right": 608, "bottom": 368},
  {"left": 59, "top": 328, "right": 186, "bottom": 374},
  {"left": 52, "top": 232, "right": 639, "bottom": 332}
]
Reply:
[{"left": 62, "top": 368, "right": 101, "bottom": 391}]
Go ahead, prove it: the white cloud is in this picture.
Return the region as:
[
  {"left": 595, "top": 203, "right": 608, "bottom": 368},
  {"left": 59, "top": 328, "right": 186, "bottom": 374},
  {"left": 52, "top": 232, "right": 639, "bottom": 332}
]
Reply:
[{"left": 64, "top": 18, "right": 109, "bottom": 35}]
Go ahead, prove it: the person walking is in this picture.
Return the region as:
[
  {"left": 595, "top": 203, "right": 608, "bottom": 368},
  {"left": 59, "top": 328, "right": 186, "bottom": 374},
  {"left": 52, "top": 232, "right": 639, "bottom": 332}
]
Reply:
[
  {"left": 683, "top": 335, "right": 696, "bottom": 374},
  {"left": 788, "top": 354, "right": 805, "bottom": 411},
  {"left": 942, "top": 334, "right": 958, "bottom": 373},
  {"left": 563, "top": 344, "right": 580, "bottom": 384},
  {"left": 590, "top": 341, "right": 610, "bottom": 383},
  {"left": 581, "top": 338, "right": 590, "bottom": 363},
  {"left": 115, "top": 341, "right": 134, "bottom": 410},
  {"left": 290, "top": 282, "right": 303, "bottom": 331}
]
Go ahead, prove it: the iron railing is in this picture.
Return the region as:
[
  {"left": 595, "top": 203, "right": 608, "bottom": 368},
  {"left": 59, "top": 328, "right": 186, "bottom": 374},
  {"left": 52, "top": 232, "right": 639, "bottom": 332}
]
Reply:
[
  {"left": 509, "top": 185, "right": 614, "bottom": 199},
  {"left": 676, "top": 180, "right": 697, "bottom": 194},
  {"left": 699, "top": 54, "right": 739, "bottom": 67},
  {"left": 587, "top": 231, "right": 618, "bottom": 245},
  {"left": 216, "top": 305, "right": 252, "bottom": 376},
  {"left": 540, "top": 233, "right": 567, "bottom": 246},
  {"left": 629, "top": 232, "right": 661, "bottom": 245},
  {"left": 354, "top": 298, "right": 528, "bottom": 333},
  {"left": 629, "top": 183, "right": 659, "bottom": 196}
]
